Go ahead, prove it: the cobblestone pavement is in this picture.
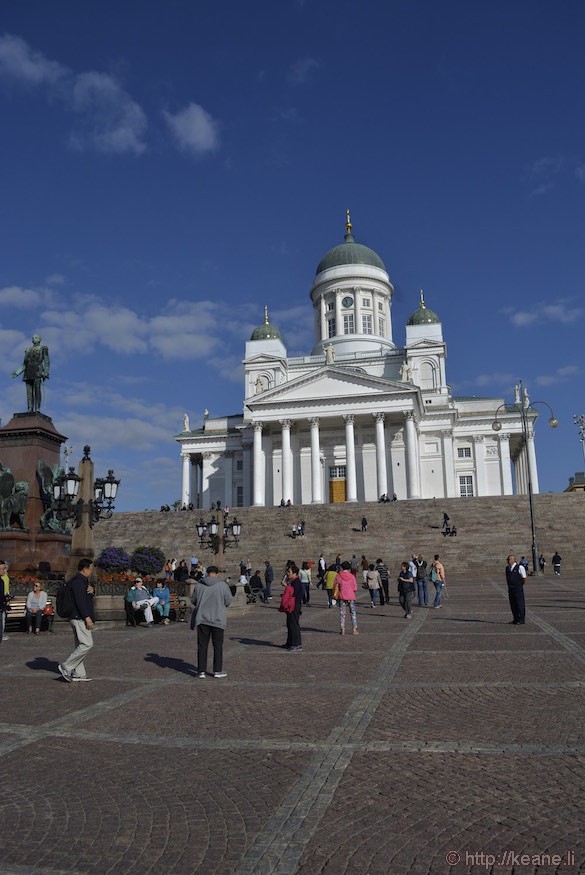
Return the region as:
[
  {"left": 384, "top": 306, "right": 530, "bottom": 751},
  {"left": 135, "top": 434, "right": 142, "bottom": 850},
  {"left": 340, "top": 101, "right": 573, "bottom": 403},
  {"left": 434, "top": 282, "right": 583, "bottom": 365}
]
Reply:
[{"left": 0, "top": 573, "right": 584, "bottom": 875}]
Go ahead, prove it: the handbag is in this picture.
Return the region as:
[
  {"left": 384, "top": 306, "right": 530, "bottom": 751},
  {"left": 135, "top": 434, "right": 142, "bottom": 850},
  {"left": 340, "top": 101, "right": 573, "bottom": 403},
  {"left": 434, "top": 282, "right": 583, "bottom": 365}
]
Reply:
[
  {"left": 332, "top": 582, "right": 340, "bottom": 600},
  {"left": 429, "top": 566, "right": 438, "bottom": 583},
  {"left": 43, "top": 604, "right": 54, "bottom": 616}
]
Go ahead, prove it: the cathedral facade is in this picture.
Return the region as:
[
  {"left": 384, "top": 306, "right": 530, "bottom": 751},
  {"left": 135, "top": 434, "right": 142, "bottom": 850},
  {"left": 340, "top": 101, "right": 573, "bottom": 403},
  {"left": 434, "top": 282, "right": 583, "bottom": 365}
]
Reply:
[{"left": 176, "top": 215, "right": 539, "bottom": 508}]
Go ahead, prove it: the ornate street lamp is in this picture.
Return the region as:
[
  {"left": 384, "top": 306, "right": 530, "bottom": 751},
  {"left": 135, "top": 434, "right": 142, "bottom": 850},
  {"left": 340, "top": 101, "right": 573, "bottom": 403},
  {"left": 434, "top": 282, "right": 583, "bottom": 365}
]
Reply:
[
  {"left": 492, "top": 381, "right": 558, "bottom": 574},
  {"left": 573, "top": 414, "right": 585, "bottom": 464},
  {"left": 197, "top": 513, "right": 242, "bottom": 554},
  {"left": 53, "top": 446, "right": 120, "bottom": 529}
]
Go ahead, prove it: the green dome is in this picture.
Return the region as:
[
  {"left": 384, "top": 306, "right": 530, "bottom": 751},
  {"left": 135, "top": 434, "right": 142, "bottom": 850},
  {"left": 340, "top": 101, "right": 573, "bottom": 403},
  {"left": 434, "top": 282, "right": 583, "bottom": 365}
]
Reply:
[
  {"left": 250, "top": 306, "right": 283, "bottom": 341},
  {"left": 316, "top": 232, "right": 386, "bottom": 275},
  {"left": 407, "top": 291, "right": 440, "bottom": 325}
]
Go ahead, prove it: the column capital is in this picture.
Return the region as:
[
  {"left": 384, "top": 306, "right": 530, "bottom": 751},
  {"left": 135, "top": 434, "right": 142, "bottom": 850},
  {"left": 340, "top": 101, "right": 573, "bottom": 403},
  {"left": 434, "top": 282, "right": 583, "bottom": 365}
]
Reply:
[
  {"left": 373, "top": 412, "right": 385, "bottom": 424},
  {"left": 253, "top": 421, "right": 264, "bottom": 432},
  {"left": 497, "top": 432, "right": 510, "bottom": 441},
  {"left": 472, "top": 435, "right": 485, "bottom": 444},
  {"left": 343, "top": 414, "right": 355, "bottom": 424},
  {"left": 224, "top": 450, "right": 234, "bottom": 458},
  {"left": 404, "top": 410, "right": 415, "bottom": 421},
  {"left": 279, "top": 419, "right": 292, "bottom": 429},
  {"left": 308, "top": 417, "right": 320, "bottom": 427},
  {"left": 180, "top": 450, "right": 191, "bottom": 461}
]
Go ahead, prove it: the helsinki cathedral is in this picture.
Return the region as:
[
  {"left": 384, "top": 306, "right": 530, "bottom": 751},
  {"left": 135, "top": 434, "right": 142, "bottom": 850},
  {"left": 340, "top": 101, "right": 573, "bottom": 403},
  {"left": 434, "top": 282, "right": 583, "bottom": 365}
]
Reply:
[{"left": 176, "top": 213, "right": 538, "bottom": 508}]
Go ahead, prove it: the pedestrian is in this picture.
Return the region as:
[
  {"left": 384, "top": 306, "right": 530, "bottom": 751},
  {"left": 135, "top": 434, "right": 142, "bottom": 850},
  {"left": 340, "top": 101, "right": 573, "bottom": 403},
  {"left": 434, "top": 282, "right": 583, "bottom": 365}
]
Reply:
[
  {"left": 299, "top": 520, "right": 305, "bottom": 537},
  {"left": 361, "top": 516, "right": 368, "bottom": 532},
  {"left": 365, "top": 563, "right": 381, "bottom": 607},
  {"left": 414, "top": 554, "right": 429, "bottom": 606},
  {"left": 350, "top": 554, "right": 358, "bottom": 577},
  {"left": 375, "top": 558, "right": 389, "bottom": 606},
  {"left": 519, "top": 556, "right": 529, "bottom": 573},
  {"left": 334, "top": 561, "right": 358, "bottom": 635},
  {"left": 538, "top": 553, "right": 546, "bottom": 573},
  {"left": 442, "top": 512, "right": 449, "bottom": 531},
  {"left": 317, "top": 554, "right": 326, "bottom": 587},
  {"left": 552, "top": 551, "right": 562, "bottom": 576},
  {"left": 324, "top": 564, "right": 337, "bottom": 608},
  {"left": 335, "top": 553, "right": 342, "bottom": 572},
  {"left": 58, "top": 558, "right": 95, "bottom": 682},
  {"left": 299, "top": 561, "right": 311, "bottom": 605},
  {"left": 505, "top": 554, "right": 527, "bottom": 625},
  {"left": 191, "top": 565, "right": 233, "bottom": 678},
  {"left": 430, "top": 554, "right": 446, "bottom": 608},
  {"left": 292, "top": 524, "right": 297, "bottom": 539},
  {"left": 397, "top": 561, "right": 415, "bottom": 618},
  {"left": 246, "top": 559, "right": 252, "bottom": 579},
  {"left": 0, "top": 560, "right": 10, "bottom": 641},
  {"left": 281, "top": 563, "right": 303, "bottom": 651},
  {"left": 361, "top": 554, "right": 369, "bottom": 585},
  {"left": 264, "top": 560, "right": 274, "bottom": 601}
]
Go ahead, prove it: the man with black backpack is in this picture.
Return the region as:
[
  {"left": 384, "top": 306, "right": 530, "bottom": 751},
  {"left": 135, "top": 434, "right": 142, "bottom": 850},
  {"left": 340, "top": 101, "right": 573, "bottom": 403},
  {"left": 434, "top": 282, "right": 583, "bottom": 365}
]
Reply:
[{"left": 58, "top": 558, "right": 95, "bottom": 682}]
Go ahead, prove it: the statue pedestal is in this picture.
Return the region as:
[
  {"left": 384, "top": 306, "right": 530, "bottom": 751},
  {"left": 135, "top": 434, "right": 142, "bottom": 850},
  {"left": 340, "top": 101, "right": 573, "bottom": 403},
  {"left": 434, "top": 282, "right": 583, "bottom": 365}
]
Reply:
[{"left": 0, "top": 412, "right": 70, "bottom": 572}]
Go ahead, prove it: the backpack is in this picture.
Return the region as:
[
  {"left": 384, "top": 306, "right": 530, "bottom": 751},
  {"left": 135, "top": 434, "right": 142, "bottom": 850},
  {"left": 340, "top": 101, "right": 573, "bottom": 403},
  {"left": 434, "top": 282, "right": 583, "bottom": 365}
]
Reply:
[
  {"left": 278, "top": 584, "right": 296, "bottom": 613},
  {"left": 56, "top": 581, "right": 76, "bottom": 618}
]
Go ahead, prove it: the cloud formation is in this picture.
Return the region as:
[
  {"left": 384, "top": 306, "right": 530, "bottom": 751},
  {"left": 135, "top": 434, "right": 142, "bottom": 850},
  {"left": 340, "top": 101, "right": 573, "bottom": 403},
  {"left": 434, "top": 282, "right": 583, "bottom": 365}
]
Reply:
[
  {"left": 163, "top": 103, "right": 220, "bottom": 156},
  {"left": 535, "top": 364, "right": 581, "bottom": 387},
  {"left": 287, "top": 57, "right": 320, "bottom": 85},
  {"left": 505, "top": 300, "right": 583, "bottom": 328},
  {"left": 0, "top": 33, "right": 146, "bottom": 154},
  {"left": 525, "top": 155, "right": 564, "bottom": 196}
]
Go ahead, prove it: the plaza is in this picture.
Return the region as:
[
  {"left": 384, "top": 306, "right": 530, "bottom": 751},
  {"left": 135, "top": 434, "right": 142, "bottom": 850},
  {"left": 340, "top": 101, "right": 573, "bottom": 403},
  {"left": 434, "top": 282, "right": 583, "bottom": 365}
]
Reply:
[{"left": 0, "top": 570, "right": 583, "bottom": 874}]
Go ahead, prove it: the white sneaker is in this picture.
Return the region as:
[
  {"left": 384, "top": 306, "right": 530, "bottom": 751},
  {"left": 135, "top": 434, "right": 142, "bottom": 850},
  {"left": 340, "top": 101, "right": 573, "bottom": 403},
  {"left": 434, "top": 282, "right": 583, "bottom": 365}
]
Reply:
[
  {"left": 214, "top": 671, "right": 227, "bottom": 678},
  {"left": 58, "top": 664, "right": 72, "bottom": 682},
  {"left": 198, "top": 672, "right": 206, "bottom": 678},
  {"left": 71, "top": 676, "right": 92, "bottom": 682}
]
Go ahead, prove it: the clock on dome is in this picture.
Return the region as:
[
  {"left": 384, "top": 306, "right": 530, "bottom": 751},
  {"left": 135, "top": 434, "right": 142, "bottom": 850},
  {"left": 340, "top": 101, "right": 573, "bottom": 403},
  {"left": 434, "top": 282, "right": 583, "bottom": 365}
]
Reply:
[{"left": 342, "top": 296, "right": 354, "bottom": 308}]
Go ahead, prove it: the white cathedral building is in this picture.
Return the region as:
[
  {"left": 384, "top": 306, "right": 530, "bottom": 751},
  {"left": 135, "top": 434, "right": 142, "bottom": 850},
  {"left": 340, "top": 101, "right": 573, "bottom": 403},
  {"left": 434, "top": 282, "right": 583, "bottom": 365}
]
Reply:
[{"left": 177, "top": 214, "right": 540, "bottom": 509}]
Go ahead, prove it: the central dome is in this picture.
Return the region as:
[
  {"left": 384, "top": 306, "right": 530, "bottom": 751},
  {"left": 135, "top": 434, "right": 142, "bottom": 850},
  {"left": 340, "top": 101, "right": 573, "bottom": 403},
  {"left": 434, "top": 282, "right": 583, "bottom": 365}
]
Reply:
[{"left": 315, "top": 213, "right": 386, "bottom": 275}]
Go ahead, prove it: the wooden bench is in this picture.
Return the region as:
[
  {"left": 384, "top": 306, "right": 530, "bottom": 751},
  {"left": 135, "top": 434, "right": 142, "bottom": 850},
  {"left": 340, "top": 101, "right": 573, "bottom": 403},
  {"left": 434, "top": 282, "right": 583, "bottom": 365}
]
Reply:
[
  {"left": 5, "top": 596, "right": 55, "bottom": 633},
  {"left": 170, "top": 593, "right": 188, "bottom": 622},
  {"left": 125, "top": 594, "right": 188, "bottom": 626}
]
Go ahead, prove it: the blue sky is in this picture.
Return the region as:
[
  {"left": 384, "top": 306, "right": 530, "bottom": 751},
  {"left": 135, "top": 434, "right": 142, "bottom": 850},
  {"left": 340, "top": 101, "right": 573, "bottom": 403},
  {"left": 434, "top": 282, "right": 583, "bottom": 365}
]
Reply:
[{"left": 0, "top": 0, "right": 583, "bottom": 510}]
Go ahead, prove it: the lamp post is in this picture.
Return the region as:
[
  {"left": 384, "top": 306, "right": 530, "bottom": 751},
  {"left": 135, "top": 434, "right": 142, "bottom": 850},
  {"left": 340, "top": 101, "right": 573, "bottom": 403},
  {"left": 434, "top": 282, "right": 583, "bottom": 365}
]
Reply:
[
  {"left": 573, "top": 415, "right": 585, "bottom": 465},
  {"left": 197, "top": 508, "right": 242, "bottom": 571},
  {"left": 492, "top": 382, "right": 558, "bottom": 575},
  {"left": 52, "top": 445, "right": 120, "bottom": 580}
]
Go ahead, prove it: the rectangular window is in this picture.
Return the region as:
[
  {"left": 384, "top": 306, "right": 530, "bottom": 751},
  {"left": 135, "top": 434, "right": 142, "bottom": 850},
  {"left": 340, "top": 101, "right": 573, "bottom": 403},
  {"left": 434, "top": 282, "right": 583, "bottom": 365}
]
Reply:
[
  {"left": 362, "top": 314, "right": 373, "bottom": 334},
  {"left": 329, "top": 466, "right": 346, "bottom": 479},
  {"left": 236, "top": 460, "right": 243, "bottom": 471},
  {"left": 326, "top": 301, "right": 335, "bottom": 311},
  {"left": 328, "top": 317, "right": 336, "bottom": 338},
  {"left": 378, "top": 301, "right": 384, "bottom": 311},
  {"left": 362, "top": 298, "right": 371, "bottom": 308},
  {"left": 457, "top": 447, "right": 472, "bottom": 458},
  {"left": 378, "top": 317, "right": 385, "bottom": 336},
  {"left": 236, "top": 485, "right": 243, "bottom": 506},
  {"left": 459, "top": 475, "right": 474, "bottom": 497},
  {"left": 343, "top": 313, "right": 354, "bottom": 334}
]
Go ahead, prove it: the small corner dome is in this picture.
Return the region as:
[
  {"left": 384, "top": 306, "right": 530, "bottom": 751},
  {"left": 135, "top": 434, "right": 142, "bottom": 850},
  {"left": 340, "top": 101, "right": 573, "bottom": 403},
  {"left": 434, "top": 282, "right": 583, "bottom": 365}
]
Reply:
[
  {"left": 250, "top": 307, "right": 283, "bottom": 341},
  {"left": 407, "top": 291, "right": 440, "bottom": 325},
  {"left": 315, "top": 212, "right": 386, "bottom": 275}
]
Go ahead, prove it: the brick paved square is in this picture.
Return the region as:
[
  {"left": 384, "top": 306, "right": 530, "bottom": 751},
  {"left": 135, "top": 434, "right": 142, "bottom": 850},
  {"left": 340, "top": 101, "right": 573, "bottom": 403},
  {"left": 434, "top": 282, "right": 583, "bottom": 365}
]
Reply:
[
  {"left": 408, "top": 632, "right": 565, "bottom": 652},
  {"left": 0, "top": 738, "right": 310, "bottom": 874},
  {"left": 298, "top": 753, "right": 585, "bottom": 875},
  {"left": 398, "top": 651, "right": 585, "bottom": 683}
]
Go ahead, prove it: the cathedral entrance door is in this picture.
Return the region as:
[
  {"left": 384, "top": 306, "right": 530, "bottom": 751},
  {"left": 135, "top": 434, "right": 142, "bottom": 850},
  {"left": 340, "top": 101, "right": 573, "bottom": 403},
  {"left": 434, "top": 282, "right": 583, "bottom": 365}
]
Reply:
[{"left": 329, "top": 479, "right": 346, "bottom": 503}]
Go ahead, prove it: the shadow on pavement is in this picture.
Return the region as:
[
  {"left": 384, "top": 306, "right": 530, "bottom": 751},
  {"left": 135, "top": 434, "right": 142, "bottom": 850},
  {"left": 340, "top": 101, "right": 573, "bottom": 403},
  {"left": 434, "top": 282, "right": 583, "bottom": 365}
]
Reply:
[
  {"left": 144, "top": 653, "right": 197, "bottom": 676},
  {"left": 25, "top": 656, "right": 60, "bottom": 673}
]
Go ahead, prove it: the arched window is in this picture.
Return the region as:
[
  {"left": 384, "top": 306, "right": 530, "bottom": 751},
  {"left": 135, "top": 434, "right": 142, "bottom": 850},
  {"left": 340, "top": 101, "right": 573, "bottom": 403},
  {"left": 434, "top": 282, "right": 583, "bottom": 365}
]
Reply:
[{"left": 419, "top": 361, "right": 436, "bottom": 390}]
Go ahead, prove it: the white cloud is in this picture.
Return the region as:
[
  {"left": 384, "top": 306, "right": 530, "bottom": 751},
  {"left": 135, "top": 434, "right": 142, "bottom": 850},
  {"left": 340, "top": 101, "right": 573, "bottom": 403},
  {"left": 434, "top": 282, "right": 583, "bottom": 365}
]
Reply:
[
  {"left": 473, "top": 372, "right": 515, "bottom": 388},
  {"left": 0, "top": 34, "right": 147, "bottom": 155},
  {"left": 69, "top": 71, "right": 147, "bottom": 155},
  {"left": 535, "top": 364, "right": 581, "bottom": 387},
  {"left": 287, "top": 57, "right": 320, "bottom": 85},
  {"left": 506, "top": 300, "right": 583, "bottom": 328},
  {"left": 576, "top": 164, "right": 585, "bottom": 183},
  {"left": 163, "top": 103, "right": 219, "bottom": 156},
  {"left": 0, "top": 285, "right": 43, "bottom": 308},
  {"left": 0, "top": 33, "right": 65, "bottom": 86},
  {"left": 45, "top": 273, "right": 66, "bottom": 286},
  {"left": 525, "top": 155, "right": 564, "bottom": 196}
]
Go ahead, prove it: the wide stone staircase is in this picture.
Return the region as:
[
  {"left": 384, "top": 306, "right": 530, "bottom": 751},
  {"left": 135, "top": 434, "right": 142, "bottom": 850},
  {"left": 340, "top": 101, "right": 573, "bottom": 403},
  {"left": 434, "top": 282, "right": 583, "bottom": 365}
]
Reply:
[{"left": 94, "top": 492, "right": 585, "bottom": 578}]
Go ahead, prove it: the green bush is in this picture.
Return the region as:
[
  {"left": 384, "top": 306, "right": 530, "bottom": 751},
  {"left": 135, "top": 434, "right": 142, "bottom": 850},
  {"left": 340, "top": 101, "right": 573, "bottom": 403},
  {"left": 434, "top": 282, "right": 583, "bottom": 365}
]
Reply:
[{"left": 130, "top": 546, "right": 166, "bottom": 576}]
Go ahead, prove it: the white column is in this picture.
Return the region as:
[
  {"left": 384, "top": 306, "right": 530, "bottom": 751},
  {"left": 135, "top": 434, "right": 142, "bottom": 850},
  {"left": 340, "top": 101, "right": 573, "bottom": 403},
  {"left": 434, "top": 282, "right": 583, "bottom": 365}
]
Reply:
[
  {"left": 309, "top": 417, "right": 323, "bottom": 503},
  {"left": 442, "top": 431, "right": 457, "bottom": 497},
  {"left": 320, "top": 297, "right": 327, "bottom": 344},
  {"left": 344, "top": 414, "right": 357, "bottom": 502},
  {"left": 223, "top": 451, "right": 233, "bottom": 508},
  {"left": 280, "top": 419, "right": 293, "bottom": 503},
  {"left": 373, "top": 413, "right": 388, "bottom": 498},
  {"left": 526, "top": 430, "right": 539, "bottom": 494},
  {"left": 253, "top": 422, "right": 265, "bottom": 507},
  {"left": 404, "top": 412, "right": 420, "bottom": 499},
  {"left": 242, "top": 441, "right": 252, "bottom": 506},
  {"left": 498, "top": 433, "right": 513, "bottom": 495},
  {"left": 201, "top": 453, "right": 212, "bottom": 508},
  {"left": 473, "top": 436, "right": 487, "bottom": 496},
  {"left": 181, "top": 452, "right": 191, "bottom": 506},
  {"left": 354, "top": 286, "right": 362, "bottom": 336}
]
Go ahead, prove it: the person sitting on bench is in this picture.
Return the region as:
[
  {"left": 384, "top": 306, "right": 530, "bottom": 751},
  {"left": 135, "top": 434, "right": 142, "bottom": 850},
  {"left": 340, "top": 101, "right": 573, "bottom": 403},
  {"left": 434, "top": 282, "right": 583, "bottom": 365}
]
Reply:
[{"left": 126, "top": 578, "right": 159, "bottom": 627}]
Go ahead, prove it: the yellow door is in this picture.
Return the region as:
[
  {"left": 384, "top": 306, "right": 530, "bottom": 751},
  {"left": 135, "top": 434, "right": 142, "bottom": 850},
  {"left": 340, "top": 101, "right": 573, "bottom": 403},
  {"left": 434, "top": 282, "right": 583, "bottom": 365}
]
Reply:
[{"left": 329, "top": 479, "right": 346, "bottom": 503}]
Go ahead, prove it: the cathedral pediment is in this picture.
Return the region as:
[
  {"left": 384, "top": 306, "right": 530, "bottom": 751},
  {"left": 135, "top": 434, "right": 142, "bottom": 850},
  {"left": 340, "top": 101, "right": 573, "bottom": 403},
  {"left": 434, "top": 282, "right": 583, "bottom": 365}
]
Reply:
[{"left": 247, "top": 366, "right": 415, "bottom": 409}]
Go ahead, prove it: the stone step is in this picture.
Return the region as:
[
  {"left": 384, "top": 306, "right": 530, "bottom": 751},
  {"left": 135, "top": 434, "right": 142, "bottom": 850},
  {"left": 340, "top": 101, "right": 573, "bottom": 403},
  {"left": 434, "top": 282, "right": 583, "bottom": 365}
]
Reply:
[{"left": 94, "top": 493, "right": 585, "bottom": 578}]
